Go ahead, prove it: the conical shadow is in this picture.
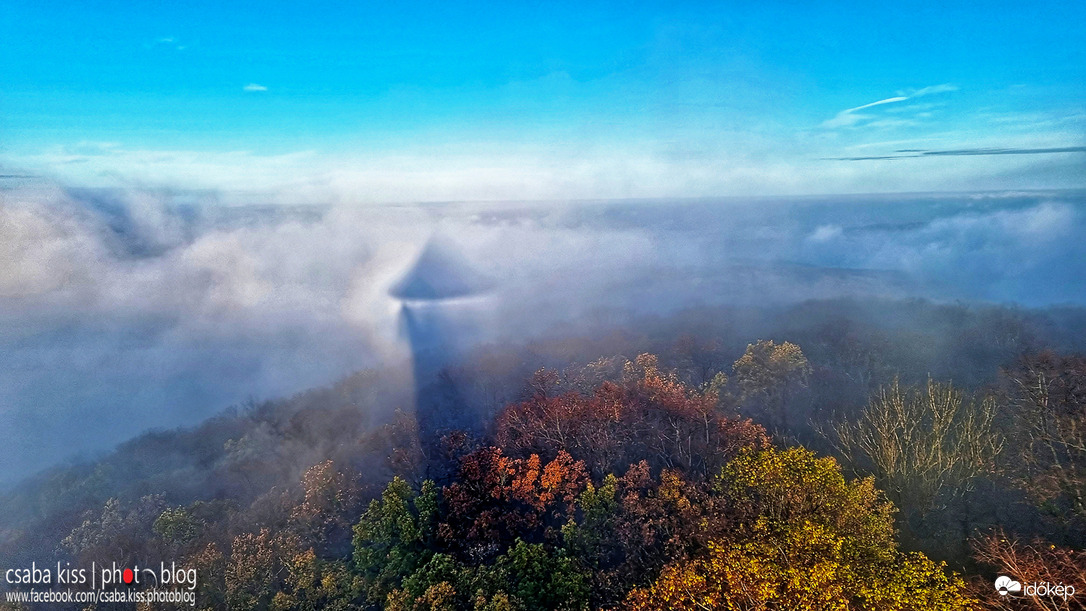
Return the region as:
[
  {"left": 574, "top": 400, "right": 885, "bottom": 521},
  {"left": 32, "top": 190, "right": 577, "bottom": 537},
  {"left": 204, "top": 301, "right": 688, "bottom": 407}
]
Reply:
[{"left": 392, "top": 237, "right": 493, "bottom": 457}]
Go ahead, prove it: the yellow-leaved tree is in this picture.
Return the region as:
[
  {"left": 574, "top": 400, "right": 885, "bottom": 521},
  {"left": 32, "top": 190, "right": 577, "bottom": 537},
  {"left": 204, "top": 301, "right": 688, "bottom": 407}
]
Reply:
[{"left": 624, "top": 447, "right": 975, "bottom": 611}]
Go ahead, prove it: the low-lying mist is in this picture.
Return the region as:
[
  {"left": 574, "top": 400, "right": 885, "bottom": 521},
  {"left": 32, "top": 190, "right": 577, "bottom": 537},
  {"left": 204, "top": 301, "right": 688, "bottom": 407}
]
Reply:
[{"left": 2, "top": 182, "right": 1085, "bottom": 483}]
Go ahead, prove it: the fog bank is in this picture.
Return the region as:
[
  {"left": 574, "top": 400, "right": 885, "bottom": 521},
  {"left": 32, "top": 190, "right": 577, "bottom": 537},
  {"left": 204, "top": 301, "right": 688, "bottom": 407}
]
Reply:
[{"left": 1, "top": 184, "right": 1084, "bottom": 481}]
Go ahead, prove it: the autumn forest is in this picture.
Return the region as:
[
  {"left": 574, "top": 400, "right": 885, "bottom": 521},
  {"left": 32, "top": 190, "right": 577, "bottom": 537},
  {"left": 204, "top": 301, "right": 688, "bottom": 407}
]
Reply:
[{"left": 3, "top": 297, "right": 1086, "bottom": 610}]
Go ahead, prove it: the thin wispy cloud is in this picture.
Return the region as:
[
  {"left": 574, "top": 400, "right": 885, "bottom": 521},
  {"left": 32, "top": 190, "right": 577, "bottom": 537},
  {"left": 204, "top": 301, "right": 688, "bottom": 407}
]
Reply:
[
  {"left": 151, "top": 36, "right": 186, "bottom": 51},
  {"left": 821, "top": 97, "right": 907, "bottom": 128},
  {"left": 904, "top": 84, "right": 958, "bottom": 97},
  {"left": 827, "top": 145, "right": 1086, "bottom": 161},
  {"left": 852, "top": 96, "right": 909, "bottom": 112},
  {"left": 243, "top": 83, "right": 268, "bottom": 92},
  {"left": 821, "top": 84, "right": 957, "bottom": 129}
]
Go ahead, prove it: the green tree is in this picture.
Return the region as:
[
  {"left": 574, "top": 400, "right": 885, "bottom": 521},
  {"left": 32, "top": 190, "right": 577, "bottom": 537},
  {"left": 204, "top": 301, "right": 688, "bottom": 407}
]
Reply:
[
  {"left": 489, "top": 540, "right": 589, "bottom": 611},
  {"left": 153, "top": 506, "right": 202, "bottom": 545},
  {"left": 732, "top": 340, "right": 811, "bottom": 434},
  {"left": 353, "top": 477, "right": 440, "bottom": 605},
  {"left": 385, "top": 541, "right": 590, "bottom": 611},
  {"left": 271, "top": 550, "right": 357, "bottom": 611}
]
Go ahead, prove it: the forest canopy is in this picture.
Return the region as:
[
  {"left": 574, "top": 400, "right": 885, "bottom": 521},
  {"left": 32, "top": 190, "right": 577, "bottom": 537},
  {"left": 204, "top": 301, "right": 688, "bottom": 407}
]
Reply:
[{"left": 2, "top": 298, "right": 1086, "bottom": 610}]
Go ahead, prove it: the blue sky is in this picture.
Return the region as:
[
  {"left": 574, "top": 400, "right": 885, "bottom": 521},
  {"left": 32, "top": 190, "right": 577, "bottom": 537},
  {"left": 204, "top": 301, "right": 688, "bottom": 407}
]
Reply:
[{"left": 2, "top": 0, "right": 1084, "bottom": 200}]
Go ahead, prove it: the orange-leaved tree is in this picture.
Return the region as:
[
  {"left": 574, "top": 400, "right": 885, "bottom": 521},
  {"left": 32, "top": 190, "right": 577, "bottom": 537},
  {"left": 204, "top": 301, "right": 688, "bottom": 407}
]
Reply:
[{"left": 440, "top": 448, "right": 588, "bottom": 555}]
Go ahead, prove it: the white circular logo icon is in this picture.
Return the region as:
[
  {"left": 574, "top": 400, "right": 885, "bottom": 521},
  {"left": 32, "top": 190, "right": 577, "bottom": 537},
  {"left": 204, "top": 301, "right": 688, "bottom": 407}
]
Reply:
[{"left": 995, "top": 575, "right": 1022, "bottom": 596}]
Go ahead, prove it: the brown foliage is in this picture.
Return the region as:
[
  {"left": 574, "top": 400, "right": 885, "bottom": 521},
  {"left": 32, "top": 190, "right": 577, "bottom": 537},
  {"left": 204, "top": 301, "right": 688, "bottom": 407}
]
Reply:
[
  {"left": 495, "top": 354, "right": 768, "bottom": 479},
  {"left": 1003, "top": 352, "right": 1086, "bottom": 532},
  {"left": 974, "top": 530, "right": 1086, "bottom": 610},
  {"left": 226, "top": 528, "right": 296, "bottom": 611},
  {"left": 289, "top": 460, "right": 362, "bottom": 551}
]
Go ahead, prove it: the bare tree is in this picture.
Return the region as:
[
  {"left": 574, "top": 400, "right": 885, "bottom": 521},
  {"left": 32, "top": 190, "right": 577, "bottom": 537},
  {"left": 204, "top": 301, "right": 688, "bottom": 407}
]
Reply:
[
  {"left": 825, "top": 378, "right": 1003, "bottom": 514},
  {"left": 1004, "top": 352, "right": 1086, "bottom": 532}
]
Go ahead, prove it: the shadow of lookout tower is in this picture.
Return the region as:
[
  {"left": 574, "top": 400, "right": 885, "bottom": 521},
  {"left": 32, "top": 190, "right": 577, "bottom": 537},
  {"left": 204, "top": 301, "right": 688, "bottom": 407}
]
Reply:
[{"left": 389, "top": 236, "right": 494, "bottom": 454}]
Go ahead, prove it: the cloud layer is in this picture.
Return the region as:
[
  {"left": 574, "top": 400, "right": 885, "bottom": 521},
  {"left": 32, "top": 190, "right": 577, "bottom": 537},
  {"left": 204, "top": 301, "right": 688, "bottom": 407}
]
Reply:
[{"left": 1, "top": 186, "right": 1085, "bottom": 482}]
